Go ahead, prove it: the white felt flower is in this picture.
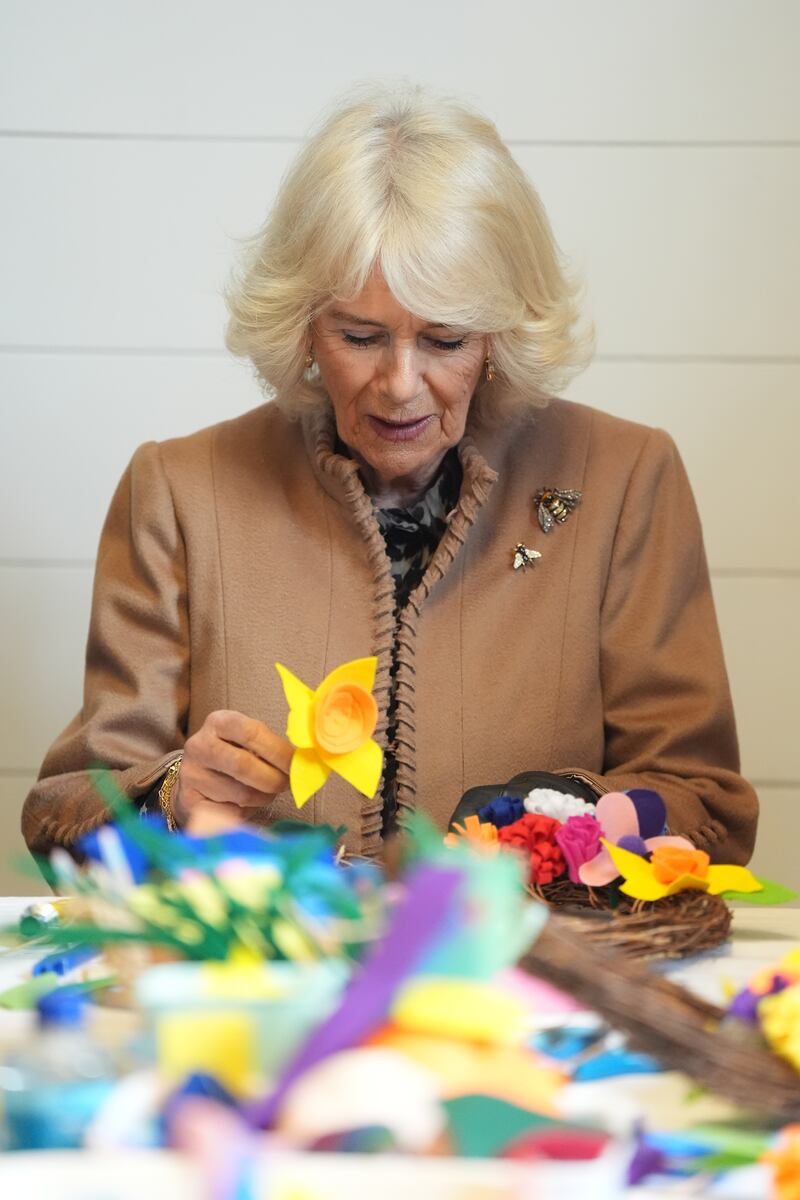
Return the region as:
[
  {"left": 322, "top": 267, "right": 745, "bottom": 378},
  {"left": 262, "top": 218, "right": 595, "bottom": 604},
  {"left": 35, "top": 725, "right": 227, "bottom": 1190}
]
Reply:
[{"left": 523, "top": 788, "right": 595, "bottom": 823}]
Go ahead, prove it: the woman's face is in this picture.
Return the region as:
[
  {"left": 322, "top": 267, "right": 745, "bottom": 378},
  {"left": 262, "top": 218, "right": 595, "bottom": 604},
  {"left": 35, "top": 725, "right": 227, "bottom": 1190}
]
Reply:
[{"left": 312, "top": 269, "right": 488, "bottom": 506}]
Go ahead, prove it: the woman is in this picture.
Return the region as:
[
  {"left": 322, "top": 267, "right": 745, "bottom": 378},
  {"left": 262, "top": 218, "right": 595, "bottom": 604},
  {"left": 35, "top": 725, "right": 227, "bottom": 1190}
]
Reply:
[{"left": 22, "top": 87, "right": 758, "bottom": 864}]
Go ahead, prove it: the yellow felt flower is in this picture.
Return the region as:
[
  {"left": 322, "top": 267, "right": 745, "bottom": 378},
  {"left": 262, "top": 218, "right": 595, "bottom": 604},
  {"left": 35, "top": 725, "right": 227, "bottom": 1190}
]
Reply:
[
  {"left": 602, "top": 839, "right": 763, "bottom": 902},
  {"left": 760, "top": 985, "right": 800, "bottom": 1073},
  {"left": 276, "top": 657, "right": 383, "bottom": 808}
]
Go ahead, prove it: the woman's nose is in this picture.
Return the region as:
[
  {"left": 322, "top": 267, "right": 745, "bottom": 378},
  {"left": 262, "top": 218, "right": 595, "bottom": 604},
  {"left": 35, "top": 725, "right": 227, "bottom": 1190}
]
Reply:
[{"left": 379, "top": 344, "right": 423, "bottom": 404}]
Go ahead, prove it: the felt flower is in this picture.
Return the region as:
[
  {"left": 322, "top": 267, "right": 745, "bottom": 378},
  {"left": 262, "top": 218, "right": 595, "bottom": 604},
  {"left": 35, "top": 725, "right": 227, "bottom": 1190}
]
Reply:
[
  {"left": 760, "top": 986, "right": 800, "bottom": 1074},
  {"left": 577, "top": 790, "right": 696, "bottom": 887},
  {"left": 728, "top": 974, "right": 790, "bottom": 1025},
  {"left": 477, "top": 795, "right": 525, "bottom": 829},
  {"left": 498, "top": 814, "right": 566, "bottom": 886},
  {"left": 276, "top": 657, "right": 383, "bottom": 808},
  {"left": 763, "top": 1126, "right": 800, "bottom": 1200},
  {"left": 554, "top": 814, "right": 603, "bottom": 884},
  {"left": 602, "top": 838, "right": 763, "bottom": 903},
  {"left": 444, "top": 815, "right": 500, "bottom": 855},
  {"left": 523, "top": 789, "right": 595, "bottom": 823},
  {"left": 650, "top": 845, "right": 710, "bottom": 885}
]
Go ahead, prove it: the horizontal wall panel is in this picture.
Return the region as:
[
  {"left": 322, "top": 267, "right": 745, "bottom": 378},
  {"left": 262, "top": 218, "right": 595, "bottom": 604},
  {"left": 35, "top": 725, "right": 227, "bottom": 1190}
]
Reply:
[
  {"left": 0, "top": 354, "right": 259, "bottom": 560},
  {"left": 2, "top": 566, "right": 796, "bottom": 786},
  {"left": 750, "top": 786, "right": 800, "bottom": 889},
  {"left": 0, "top": 775, "right": 41, "bottom": 896},
  {"left": 0, "top": 566, "right": 92, "bottom": 771},
  {"left": 0, "top": 139, "right": 295, "bottom": 352},
  {"left": 2, "top": 356, "right": 798, "bottom": 571},
  {"left": 568, "top": 361, "right": 800, "bottom": 573},
  {"left": 713, "top": 577, "right": 800, "bottom": 783},
  {"left": 1, "top": 1, "right": 798, "bottom": 143},
  {"left": 1, "top": 141, "right": 799, "bottom": 359}
]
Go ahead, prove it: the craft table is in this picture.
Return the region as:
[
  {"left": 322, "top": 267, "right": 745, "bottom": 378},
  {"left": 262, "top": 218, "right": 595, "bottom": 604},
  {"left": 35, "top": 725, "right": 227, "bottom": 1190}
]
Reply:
[{"left": 1, "top": 899, "right": 796, "bottom": 1199}]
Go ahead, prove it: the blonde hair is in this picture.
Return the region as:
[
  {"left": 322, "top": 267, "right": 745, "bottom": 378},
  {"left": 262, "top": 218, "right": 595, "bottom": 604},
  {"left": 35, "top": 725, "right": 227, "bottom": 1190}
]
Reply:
[{"left": 225, "top": 84, "right": 592, "bottom": 416}]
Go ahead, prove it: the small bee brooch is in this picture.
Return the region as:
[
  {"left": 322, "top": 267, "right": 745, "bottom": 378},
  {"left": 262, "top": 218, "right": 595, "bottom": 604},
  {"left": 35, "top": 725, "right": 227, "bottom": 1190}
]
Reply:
[
  {"left": 533, "top": 487, "right": 582, "bottom": 533},
  {"left": 512, "top": 543, "right": 542, "bottom": 571}
]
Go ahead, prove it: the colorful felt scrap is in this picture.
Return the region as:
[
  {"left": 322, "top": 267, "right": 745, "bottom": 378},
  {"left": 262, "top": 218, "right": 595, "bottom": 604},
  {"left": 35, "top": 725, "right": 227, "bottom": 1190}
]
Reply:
[
  {"left": 369, "top": 1026, "right": 565, "bottom": 1113},
  {"left": 442, "top": 1094, "right": 561, "bottom": 1159},
  {"left": 390, "top": 977, "right": 528, "bottom": 1044}
]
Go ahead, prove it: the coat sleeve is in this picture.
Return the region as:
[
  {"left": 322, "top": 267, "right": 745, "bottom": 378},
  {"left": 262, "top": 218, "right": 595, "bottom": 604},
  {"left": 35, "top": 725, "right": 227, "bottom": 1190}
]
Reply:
[
  {"left": 21, "top": 442, "right": 189, "bottom": 858},
  {"left": 560, "top": 427, "right": 759, "bottom": 865}
]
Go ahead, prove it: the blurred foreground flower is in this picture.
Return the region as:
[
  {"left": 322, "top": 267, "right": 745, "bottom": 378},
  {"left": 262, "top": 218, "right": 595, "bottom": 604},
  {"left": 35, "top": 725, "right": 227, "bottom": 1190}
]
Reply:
[{"left": 763, "top": 1125, "right": 800, "bottom": 1200}]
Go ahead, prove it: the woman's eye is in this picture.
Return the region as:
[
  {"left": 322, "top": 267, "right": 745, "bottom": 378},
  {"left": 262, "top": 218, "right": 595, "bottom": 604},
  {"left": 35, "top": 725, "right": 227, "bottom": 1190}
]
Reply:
[
  {"left": 343, "top": 332, "right": 380, "bottom": 348},
  {"left": 429, "top": 337, "right": 467, "bottom": 352}
]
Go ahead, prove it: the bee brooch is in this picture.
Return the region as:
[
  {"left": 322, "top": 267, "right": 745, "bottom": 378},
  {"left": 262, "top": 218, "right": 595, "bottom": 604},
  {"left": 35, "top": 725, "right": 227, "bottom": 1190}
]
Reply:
[
  {"left": 533, "top": 487, "right": 582, "bottom": 533},
  {"left": 512, "top": 543, "right": 542, "bottom": 571}
]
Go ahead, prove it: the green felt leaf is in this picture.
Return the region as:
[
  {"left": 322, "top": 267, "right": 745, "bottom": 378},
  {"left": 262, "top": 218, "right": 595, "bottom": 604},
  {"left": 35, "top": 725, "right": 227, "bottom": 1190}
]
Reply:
[{"left": 722, "top": 877, "right": 800, "bottom": 905}]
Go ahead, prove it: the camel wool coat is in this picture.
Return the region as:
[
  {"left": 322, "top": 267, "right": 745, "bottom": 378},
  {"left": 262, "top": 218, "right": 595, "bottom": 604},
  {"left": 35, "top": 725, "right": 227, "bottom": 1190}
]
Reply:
[{"left": 22, "top": 397, "right": 758, "bottom": 863}]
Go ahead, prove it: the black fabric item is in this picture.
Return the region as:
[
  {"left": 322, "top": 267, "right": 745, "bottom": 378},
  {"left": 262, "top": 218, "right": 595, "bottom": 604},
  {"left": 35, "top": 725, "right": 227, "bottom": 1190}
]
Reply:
[{"left": 447, "top": 770, "right": 598, "bottom": 831}]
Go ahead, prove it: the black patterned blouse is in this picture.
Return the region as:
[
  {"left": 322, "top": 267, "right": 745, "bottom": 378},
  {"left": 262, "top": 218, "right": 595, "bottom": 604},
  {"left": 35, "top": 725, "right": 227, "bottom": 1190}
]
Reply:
[{"left": 373, "top": 448, "right": 463, "bottom": 834}]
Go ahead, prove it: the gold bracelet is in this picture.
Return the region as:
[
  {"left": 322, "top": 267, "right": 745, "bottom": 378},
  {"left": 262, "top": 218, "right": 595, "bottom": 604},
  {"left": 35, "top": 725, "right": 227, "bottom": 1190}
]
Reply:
[{"left": 158, "top": 756, "right": 183, "bottom": 832}]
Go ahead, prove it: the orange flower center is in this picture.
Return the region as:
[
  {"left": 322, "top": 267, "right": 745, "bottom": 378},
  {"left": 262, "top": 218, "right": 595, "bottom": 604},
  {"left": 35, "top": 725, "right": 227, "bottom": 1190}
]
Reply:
[
  {"left": 314, "top": 683, "right": 377, "bottom": 755},
  {"left": 651, "top": 845, "right": 710, "bottom": 885}
]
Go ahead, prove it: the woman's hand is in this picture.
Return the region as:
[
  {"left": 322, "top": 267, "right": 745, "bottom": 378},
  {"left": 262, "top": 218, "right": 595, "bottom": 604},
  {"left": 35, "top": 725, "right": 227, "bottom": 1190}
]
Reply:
[{"left": 172, "top": 710, "right": 293, "bottom": 836}]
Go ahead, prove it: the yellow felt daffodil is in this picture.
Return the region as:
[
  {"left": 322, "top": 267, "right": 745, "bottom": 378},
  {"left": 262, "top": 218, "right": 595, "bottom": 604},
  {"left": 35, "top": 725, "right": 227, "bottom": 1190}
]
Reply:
[
  {"left": 276, "top": 657, "right": 383, "bottom": 808},
  {"left": 602, "top": 838, "right": 763, "bottom": 902}
]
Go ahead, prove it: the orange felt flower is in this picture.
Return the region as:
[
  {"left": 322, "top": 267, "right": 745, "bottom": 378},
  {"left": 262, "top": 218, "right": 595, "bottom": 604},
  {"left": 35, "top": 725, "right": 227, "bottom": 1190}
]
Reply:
[
  {"left": 651, "top": 845, "right": 710, "bottom": 886},
  {"left": 763, "top": 1126, "right": 800, "bottom": 1200},
  {"left": 314, "top": 682, "right": 377, "bottom": 754},
  {"left": 444, "top": 815, "right": 500, "bottom": 855}
]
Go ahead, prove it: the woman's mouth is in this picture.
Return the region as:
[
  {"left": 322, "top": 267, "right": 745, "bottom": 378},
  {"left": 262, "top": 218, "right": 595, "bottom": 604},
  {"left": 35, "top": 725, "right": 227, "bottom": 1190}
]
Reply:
[{"left": 367, "top": 414, "right": 434, "bottom": 442}]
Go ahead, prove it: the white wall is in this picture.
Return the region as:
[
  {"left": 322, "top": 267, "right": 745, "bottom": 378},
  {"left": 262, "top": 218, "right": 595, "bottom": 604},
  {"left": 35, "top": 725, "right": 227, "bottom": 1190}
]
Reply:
[{"left": 1, "top": 0, "right": 798, "bottom": 894}]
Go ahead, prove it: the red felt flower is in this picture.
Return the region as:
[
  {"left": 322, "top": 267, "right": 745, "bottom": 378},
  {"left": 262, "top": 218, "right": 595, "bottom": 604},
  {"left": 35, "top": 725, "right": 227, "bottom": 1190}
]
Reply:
[{"left": 498, "top": 813, "right": 567, "bottom": 886}]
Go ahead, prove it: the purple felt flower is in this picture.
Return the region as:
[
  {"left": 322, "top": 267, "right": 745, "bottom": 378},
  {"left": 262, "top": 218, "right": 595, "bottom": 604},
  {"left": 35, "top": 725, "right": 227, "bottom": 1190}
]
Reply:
[
  {"left": 554, "top": 814, "right": 603, "bottom": 884},
  {"left": 478, "top": 795, "right": 524, "bottom": 829},
  {"left": 578, "top": 791, "right": 695, "bottom": 887}
]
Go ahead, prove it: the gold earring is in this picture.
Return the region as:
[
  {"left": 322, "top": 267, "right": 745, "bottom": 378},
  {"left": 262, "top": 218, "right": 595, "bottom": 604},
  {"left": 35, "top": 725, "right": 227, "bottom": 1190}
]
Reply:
[
  {"left": 485, "top": 356, "right": 495, "bottom": 383},
  {"left": 305, "top": 349, "right": 314, "bottom": 369}
]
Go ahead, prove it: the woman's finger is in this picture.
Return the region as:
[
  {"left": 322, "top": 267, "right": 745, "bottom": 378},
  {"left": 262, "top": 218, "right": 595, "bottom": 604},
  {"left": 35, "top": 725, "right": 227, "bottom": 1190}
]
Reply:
[
  {"left": 185, "top": 729, "right": 290, "bottom": 794},
  {"left": 179, "top": 761, "right": 286, "bottom": 810},
  {"left": 185, "top": 798, "right": 246, "bottom": 837},
  {"left": 205, "top": 710, "right": 294, "bottom": 774}
]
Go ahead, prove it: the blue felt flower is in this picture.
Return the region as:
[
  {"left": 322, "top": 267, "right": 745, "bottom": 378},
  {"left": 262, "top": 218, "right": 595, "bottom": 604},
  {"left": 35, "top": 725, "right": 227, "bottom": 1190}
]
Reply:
[{"left": 478, "top": 795, "right": 524, "bottom": 829}]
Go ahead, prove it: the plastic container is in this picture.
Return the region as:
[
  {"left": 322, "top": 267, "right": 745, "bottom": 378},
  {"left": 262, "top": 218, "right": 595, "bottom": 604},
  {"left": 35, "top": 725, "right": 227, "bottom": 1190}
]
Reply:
[
  {"left": 135, "top": 958, "right": 349, "bottom": 1093},
  {"left": 0, "top": 986, "right": 118, "bottom": 1150}
]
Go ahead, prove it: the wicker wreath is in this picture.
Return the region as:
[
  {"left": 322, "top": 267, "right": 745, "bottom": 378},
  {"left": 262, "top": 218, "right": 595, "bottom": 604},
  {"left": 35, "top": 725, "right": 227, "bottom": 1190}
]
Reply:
[{"left": 527, "top": 880, "right": 732, "bottom": 961}]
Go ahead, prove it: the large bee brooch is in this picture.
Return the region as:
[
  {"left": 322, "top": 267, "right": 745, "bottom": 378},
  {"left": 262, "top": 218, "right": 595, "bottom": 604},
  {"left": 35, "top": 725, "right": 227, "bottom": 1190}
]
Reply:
[
  {"left": 512, "top": 543, "right": 542, "bottom": 571},
  {"left": 533, "top": 487, "right": 582, "bottom": 533}
]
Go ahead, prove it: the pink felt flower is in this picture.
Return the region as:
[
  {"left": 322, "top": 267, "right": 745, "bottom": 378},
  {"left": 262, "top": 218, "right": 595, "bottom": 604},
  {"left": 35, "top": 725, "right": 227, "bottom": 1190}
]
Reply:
[
  {"left": 577, "top": 791, "right": 695, "bottom": 887},
  {"left": 555, "top": 814, "right": 603, "bottom": 884}
]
